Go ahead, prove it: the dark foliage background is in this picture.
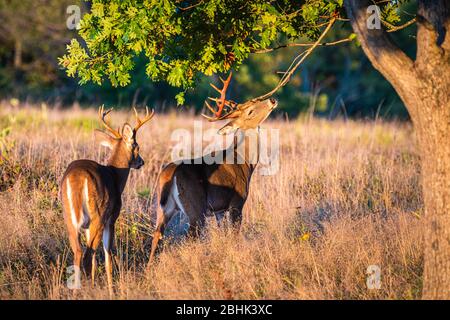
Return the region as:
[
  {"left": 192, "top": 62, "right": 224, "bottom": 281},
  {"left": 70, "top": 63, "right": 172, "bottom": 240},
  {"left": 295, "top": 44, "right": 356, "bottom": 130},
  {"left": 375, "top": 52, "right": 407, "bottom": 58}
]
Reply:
[{"left": 0, "top": 0, "right": 416, "bottom": 119}]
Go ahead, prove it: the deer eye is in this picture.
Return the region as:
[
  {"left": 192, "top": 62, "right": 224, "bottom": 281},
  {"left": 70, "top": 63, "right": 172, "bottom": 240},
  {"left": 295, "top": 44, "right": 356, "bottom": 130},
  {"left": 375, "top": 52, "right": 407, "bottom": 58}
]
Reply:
[{"left": 248, "top": 110, "right": 255, "bottom": 116}]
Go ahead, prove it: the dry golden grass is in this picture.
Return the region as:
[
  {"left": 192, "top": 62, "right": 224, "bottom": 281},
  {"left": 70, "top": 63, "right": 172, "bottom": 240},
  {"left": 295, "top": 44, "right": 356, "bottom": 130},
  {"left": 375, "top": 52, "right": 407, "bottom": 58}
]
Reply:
[{"left": 0, "top": 102, "right": 423, "bottom": 299}]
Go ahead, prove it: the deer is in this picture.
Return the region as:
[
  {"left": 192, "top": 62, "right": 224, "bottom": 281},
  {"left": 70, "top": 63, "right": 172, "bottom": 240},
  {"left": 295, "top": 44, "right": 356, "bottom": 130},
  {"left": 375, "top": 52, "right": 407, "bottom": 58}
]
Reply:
[
  {"left": 60, "top": 106, "right": 154, "bottom": 296},
  {"left": 149, "top": 72, "right": 277, "bottom": 264}
]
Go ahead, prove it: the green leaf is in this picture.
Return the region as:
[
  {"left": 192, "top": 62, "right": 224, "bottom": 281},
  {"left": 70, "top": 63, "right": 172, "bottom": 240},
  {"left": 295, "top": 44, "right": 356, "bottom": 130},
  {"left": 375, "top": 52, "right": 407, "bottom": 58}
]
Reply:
[
  {"left": 175, "top": 92, "right": 185, "bottom": 105},
  {"left": 59, "top": 0, "right": 346, "bottom": 97}
]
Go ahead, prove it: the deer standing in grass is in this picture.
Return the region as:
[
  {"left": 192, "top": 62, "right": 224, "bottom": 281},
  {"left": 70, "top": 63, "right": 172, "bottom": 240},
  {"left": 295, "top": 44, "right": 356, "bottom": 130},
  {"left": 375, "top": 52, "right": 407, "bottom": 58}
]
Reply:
[
  {"left": 61, "top": 106, "right": 153, "bottom": 295},
  {"left": 149, "top": 73, "right": 277, "bottom": 263}
]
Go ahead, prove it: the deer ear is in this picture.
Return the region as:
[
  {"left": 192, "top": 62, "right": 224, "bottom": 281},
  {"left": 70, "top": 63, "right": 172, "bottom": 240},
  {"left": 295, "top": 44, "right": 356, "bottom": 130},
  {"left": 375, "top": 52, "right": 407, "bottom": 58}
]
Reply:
[
  {"left": 122, "top": 123, "right": 134, "bottom": 141},
  {"left": 94, "top": 129, "right": 116, "bottom": 149},
  {"left": 218, "top": 121, "right": 239, "bottom": 135}
]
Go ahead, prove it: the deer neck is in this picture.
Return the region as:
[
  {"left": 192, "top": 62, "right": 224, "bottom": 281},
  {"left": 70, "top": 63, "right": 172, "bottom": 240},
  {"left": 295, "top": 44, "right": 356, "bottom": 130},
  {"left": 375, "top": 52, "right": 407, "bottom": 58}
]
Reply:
[
  {"left": 106, "top": 150, "right": 131, "bottom": 195},
  {"left": 232, "top": 128, "right": 260, "bottom": 171}
]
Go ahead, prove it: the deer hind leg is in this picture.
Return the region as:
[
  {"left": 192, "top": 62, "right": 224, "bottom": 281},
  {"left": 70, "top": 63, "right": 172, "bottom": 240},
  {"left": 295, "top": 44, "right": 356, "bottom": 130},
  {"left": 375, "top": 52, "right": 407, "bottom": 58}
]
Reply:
[
  {"left": 148, "top": 208, "right": 167, "bottom": 266},
  {"left": 83, "top": 217, "right": 102, "bottom": 286},
  {"left": 63, "top": 178, "right": 83, "bottom": 289},
  {"left": 80, "top": 178, "right": 101, "bottom": 284},
  {"left": 67, "top": 226, "right": 82, "bottom": 289},
  {"left": 173, "top": 173, "right": 207, "bottom": 238},
  {"left": 148, "top": 174, "right": 181, "bottom": 266},
  {"left": 103, "top": 220, "right": 116, "bottom": 298}
]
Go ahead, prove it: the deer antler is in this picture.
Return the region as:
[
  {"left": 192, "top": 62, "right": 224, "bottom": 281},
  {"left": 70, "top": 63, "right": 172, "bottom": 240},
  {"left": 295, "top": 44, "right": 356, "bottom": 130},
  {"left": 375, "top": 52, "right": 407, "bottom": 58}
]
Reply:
[
  {"left": 133, "top": 106, "right": 155, "bottom": 132},
  {"left": 99, "top": 105, "right": 122, "bottom": 139},
  {"left": 202, "top": 72, "right": 241, "bottom": 121}
]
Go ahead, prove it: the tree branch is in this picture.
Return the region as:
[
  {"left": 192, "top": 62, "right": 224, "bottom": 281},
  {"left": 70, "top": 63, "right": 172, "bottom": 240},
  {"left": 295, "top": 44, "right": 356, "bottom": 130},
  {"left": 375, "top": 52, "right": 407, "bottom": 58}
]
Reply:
[
  {"left": 177, "top": 0, "right": 204, "bottom": 11},
  {"left": 251, "top": 37, "right": 353, "bottom": 54},
  {"left": 383, "top": 17, "right": 416, "bottom": 33},
  {"left": 248, "top": 18, "right": 337, "bottom": 103},
  {"left": 416, "top": 0, "right": 450, "bottom": 62}
]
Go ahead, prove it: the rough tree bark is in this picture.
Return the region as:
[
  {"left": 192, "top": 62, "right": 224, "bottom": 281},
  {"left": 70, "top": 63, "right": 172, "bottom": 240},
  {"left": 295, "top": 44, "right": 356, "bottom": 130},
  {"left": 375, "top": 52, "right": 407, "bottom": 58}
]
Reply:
[{"left": 344, "top": 0, "right": 450, "bottom": 299}]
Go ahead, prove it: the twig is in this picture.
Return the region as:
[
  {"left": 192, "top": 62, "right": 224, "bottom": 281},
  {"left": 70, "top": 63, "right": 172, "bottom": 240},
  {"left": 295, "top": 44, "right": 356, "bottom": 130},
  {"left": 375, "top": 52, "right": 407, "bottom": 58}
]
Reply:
[
  {"left": 177, "top": 0, "right": 203, "bottom": 11},
  {"left": 248, "top": 17, "right": 337, "bottom": 103},
  {"left": 251, "top": 37, "right": 352, "bottom": 54},
  {"left": 384, "top": 17, "right": 416, "bottom": 33},
  {"left": 369, "top": 0, "right": 416, "bottom": 32}
]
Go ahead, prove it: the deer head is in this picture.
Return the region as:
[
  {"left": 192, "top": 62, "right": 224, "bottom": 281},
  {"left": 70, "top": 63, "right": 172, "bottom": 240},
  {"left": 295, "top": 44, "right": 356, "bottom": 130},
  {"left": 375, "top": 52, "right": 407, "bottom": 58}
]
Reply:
[
  {"left": 202, "top": 72, "right": 278, "bottom": 135},
  {"left": 95, "top": 105, "right": 154, "bottom": 169}
]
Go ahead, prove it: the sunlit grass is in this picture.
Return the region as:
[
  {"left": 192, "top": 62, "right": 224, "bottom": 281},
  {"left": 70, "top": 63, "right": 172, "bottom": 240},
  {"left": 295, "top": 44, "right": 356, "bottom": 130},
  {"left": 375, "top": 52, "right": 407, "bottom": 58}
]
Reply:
[{"left": 0, "top": 102, "right": 422, "bottom": 299}]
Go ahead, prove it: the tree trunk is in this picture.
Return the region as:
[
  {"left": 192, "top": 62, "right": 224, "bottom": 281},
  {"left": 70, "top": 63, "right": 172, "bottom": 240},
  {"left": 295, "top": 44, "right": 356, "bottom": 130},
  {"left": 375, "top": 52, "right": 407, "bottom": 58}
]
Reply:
[
  {"left": 414, "top": 68, "right": 450, "bottom": 298},
  {"left": 344, "top": 0, "right": 450, "bottom": 299},
  {"left": 14, "top": 38, "right": 22, "bottom": 69},
  {"left": 419, "top": 101, "right": 450, "bottom": 299}
]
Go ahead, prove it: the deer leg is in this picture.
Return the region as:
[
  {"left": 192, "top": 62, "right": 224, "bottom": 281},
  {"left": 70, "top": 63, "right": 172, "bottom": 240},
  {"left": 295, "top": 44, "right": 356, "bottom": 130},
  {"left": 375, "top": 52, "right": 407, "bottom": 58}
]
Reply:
[
  {"left": 103, "top": 221, "right": 115, "bottom": 298},
  {"left": 82, "top": 218, "right": 102, "bottom": 283},
  {"left": 214, "top": 209, "right": 226, "bottom": 228},
  {"left": 83, "top": 221, "right": 102, "bottom": 287},
  {"left": 228, "top": 207, "right": 242, "bottom": 230},
  {"left": 62, "top": 182, "right": 83, "bottom": 290},
  {"left": 67, "top": 227, "right": 82, "bottom": 290},
  {"left": 188, "top": 214, "right": 206, "bottom": 238},
  {"left": 148, "top": 212, "right": 167, "bottom": 266}
]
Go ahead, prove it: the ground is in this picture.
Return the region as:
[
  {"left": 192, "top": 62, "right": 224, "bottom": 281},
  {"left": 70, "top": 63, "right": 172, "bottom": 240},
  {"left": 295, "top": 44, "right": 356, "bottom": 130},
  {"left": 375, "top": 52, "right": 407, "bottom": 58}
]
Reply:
[{"left": 0, "top": 103, "right": 423, "bottom": 299}]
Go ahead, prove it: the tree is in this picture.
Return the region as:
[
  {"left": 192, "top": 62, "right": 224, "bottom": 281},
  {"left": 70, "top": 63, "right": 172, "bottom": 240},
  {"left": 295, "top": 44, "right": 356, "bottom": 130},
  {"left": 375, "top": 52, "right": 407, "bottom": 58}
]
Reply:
[
  {"left": 60, "top": 0, "right": 450, "bottom": 298},
  {"left": 344, "top": 0, "right": 450, "bottom": 299},
  {"left": 0, "top": 0, "right": 84, "bottom": 97}
]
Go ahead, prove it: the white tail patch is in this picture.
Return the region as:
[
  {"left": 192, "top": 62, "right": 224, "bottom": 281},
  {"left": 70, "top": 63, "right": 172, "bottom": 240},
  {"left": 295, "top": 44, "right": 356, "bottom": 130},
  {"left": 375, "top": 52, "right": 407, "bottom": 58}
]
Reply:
[
  {"left": 66, "top": 178, "right": 81, "bottom": 231},
  {"left": 173, "top": 176, "right": 186, "bottom": 215},
  {"left": 160, "top": 176, "right": 189, "bottom": 238},
  {"left": 161, "top": 176, "right": 191, "bottom": 239}
]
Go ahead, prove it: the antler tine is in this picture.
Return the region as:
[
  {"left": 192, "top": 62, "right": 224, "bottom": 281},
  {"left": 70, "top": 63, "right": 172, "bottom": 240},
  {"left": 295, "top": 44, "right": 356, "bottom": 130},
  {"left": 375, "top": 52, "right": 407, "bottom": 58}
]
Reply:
[
  {"left": 200, "top": 113, "right": 218, "bottom": 121},
  {"left": 203, "top": 71, "right": 236, "bottom": 120},
  {"left": 208, "top": 97, "right": 237, "bottom": 108},
  {"left": 98, "top": 105, "right": 122, "bottom": 138},
  {"left": 204, "top": 101, "right": 217, "bottom": 114},
  {"left": 209, "top": 83, "right": 222, "bottom": 94},
  {"left": 133, "top": 106, "right": 155, "bottom": 132},
  {"left": 201, "top": 109, "right": 240, "bottom": 122}
]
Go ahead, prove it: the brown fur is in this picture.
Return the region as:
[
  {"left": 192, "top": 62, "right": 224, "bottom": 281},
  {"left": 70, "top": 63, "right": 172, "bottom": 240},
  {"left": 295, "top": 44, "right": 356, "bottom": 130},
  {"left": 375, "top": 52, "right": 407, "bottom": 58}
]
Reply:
[
  {"left": 60, "top": 109, "right": 152, "bottom": 296},
  {"left": 149, "top": 98, "right": 277, "bottom": 263}
]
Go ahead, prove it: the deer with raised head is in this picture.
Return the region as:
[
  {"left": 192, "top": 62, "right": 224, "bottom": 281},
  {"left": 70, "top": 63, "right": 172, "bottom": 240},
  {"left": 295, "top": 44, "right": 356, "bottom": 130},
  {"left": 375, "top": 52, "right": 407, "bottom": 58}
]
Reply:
[
  {"left": 149, "top": 73, "right": 277, "bottom": 263},
  {"left": 60, "top": 106, "right": 154, "bottom": 295}
]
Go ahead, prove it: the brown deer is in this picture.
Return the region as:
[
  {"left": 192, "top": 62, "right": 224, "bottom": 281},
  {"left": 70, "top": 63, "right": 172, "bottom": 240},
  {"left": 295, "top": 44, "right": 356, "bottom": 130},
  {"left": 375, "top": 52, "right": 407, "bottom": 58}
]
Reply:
[
  {"left": 60, "top": 106, "right": 153, "bottom": 295},
  {"left": 149, "top": 73, "right": 277, "bottom": 263}
]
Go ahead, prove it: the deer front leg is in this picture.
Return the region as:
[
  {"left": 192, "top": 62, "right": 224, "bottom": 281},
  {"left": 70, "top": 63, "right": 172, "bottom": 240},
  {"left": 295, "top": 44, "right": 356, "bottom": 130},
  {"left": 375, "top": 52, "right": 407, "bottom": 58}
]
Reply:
[
  {"left": 188, "top": 214, "right": 206, "bottom": 238},
  {"left": 228, "top": 207, "right": 242, "bottom": 230}
]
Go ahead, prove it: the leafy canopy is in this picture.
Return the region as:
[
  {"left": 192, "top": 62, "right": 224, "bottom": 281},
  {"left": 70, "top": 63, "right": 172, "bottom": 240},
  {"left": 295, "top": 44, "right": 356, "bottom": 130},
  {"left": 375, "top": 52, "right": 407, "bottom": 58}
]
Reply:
[{"left": 60, "top": 0, "right": 408, "bottom": 104}]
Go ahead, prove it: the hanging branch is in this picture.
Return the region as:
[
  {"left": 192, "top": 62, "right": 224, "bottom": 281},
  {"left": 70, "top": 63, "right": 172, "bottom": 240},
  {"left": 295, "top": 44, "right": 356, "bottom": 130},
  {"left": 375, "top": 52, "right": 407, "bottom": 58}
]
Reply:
[
  {"left": 247, "top": 17, "right": 337, "bottom": 104},
  {"left": 251, "top": 36, "right": 353, "bottom": 54},
  {"left": 384, "top": 17, "right": 416, "bottom": 32},
  {"left": 246, "top": 14, "right": 415, "bottom": 103}
]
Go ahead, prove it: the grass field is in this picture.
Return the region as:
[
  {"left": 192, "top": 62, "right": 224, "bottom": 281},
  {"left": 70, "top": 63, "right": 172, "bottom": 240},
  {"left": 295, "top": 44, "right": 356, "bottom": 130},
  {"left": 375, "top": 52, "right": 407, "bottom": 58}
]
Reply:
[{"left": 0, "top": 102, "right": 423, "bottom": 299}]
